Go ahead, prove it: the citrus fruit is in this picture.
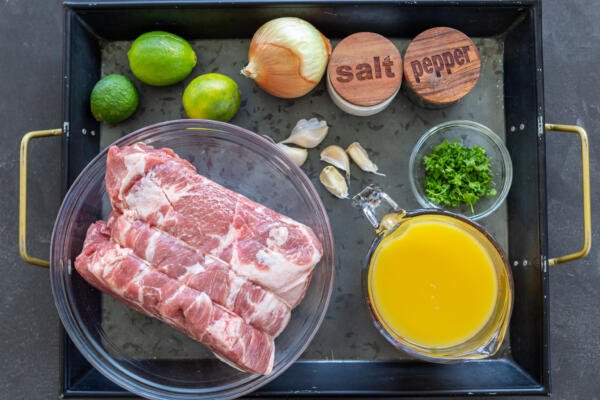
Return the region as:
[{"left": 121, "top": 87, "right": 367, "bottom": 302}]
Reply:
[
  {"left": 128, "top": 31, "right": 197, "bottom": 86},
  {"left": 182, "top": 73, "right": 241, "bottom": 122},
  {"left": 90, "top": 74, "right": 139, "bottom": 124}
]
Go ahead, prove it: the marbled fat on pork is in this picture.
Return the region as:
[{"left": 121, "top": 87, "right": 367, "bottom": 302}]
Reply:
[
  {"left": 75, "top": 222, "right": 275, "bottom": 375},
  {"left": 106, "top": 143, "right": 323, "bottom": 307},
  {"left": 107, "top": 211, "right": 291, "bottom": 337}
]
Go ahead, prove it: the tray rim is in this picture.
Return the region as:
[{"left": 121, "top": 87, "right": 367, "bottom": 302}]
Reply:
[{"left": 59, "top": 0, "right": 549, "bottom": 397}]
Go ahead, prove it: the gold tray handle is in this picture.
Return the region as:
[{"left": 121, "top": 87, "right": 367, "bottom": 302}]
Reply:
[
  {"left": 545, "top": 123, "right": 592, "bottom": 266},
  {"left": 19, "top": 129, "right": 63, "bottom": 268}
]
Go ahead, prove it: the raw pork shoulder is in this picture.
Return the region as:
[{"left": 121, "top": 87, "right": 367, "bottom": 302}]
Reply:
[
  {"left": 75, "top": 222, "right": 275, "bottom": 375},
  {"left": 75, "top": 143, "right": 324, "bottom": 375},
  {"left": 106, "top": 143, "right": 323, "bottom": 307},
  {"left": 107, "top": 211, "right": 291, "bottom": 337}
]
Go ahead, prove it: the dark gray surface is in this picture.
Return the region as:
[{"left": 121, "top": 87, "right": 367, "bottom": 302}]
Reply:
[{"left": 0, "top": 0, "right": 598, "bottom": 399}]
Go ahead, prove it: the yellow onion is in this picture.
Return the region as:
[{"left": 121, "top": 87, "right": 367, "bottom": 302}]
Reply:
[{"left": 241, "top": 17, "right": 331, "bottom": 99}]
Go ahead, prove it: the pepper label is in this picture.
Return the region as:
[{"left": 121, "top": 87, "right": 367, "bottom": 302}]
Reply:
[{"left": 410, "top": 46, "right": 472, "bottom": 83}]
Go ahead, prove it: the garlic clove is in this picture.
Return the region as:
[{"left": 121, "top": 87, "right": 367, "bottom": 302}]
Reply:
[
  {"left": 346, "top": 142, "right": 385, "bottom": 176},
  {"left": 281, "top": 118, "right": 329, "bottom": 148},
  {"left": 241, "top": 17, "right": 330, "bottom": 99},
  {"left": 319, "top": 166, "right": 348, "bottom": 199},
  {"left": 320, "top": 145, "right": 350, "bottom": 178},
  {"left": 276, "top": 143, "right": 308, "bottom": 167}
]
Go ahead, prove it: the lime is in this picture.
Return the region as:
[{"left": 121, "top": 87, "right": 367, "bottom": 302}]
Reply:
[
  {"left": 90, "top": 74, "right": 139, "bottom": 124},
  {"left": 182, "top": 73, "right": 241, "bottom": 122},
  {"left": 128, "top": 31, "right": 197, "bottom": 86}
]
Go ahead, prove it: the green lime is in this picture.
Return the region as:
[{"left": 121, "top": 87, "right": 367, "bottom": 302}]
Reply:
[
  {"left": 182, "top": 73, "right": 241, "bottom": 122},
  {"left": 128, "top": 31, "right": 197, "bottom": 86},
  {"left": 90, "top": 74, "right": 139, "bottom": 124}
]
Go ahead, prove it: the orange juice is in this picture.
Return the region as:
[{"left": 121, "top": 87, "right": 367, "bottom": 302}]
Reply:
[{"left": 369, "top": 215, "right": 498, "bottom": 348}]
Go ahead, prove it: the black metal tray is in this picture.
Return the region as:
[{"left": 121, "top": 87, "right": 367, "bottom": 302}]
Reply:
[{"left": 59, "top": 0, "right": 549, "bottom": 397}]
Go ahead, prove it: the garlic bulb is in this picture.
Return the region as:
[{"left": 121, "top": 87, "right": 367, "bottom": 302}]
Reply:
[
  {"left": 320, "top": 145, "right": 350, "bottom": 178},
  {"left": 346, "top": 142, "right": 385, "bottom": 176},
  {"left": 319, "top": 166, "right": 348, "bottom": 199},
  {"left": 277, "top": 143, "right": 308, "bottom": 167},
  {"left": 281, "top": 118, "right": 329, "bottom": 148},
  {"left": 241, "top": 17, "right": 331, "bottom": 99}
]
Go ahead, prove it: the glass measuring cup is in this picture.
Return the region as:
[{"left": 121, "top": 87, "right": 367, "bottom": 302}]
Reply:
[{"left": 353, "top": 185, "right": 513, "bottom": 362}]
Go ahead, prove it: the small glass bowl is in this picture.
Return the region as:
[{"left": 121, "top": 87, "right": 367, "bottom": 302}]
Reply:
[{"left": 408, "top": 120, "right": 513, "bottom": 221}]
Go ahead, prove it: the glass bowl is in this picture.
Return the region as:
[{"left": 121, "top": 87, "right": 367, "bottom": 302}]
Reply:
[
  {"left": 408, "top": 120, "right": 513, "bottom": 221},
  {"left": 50, "top": 119, "right": 335, "bottom": 400}
]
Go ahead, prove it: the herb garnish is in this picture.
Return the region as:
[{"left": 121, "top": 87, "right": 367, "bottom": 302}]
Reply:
[{"left": 423, "top": 140, "right": 496, "bottom": 212}]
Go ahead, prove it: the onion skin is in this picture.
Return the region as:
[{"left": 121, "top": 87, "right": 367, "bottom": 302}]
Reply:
[
  {"left": 243, "top": 44, "right": 315, "bottom": 98},
  {"left": 241, "top": 17, "right": 331, "bottom": 99}
]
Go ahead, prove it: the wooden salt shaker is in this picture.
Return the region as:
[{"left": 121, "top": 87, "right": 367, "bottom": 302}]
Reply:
[
  {"left": 403, "top": 27, "right": 481, "bottom": 108},
  {"left": 327, "top": 32, "right": 403, "bottom": 116}
]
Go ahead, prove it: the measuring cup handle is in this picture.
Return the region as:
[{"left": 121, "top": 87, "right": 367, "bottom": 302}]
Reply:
[{"left": 352, "top": 185, "right": 405, "bottom": 230}]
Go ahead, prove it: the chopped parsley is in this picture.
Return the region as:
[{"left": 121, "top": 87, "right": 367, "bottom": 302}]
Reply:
[{"left": 423, "top": 140, "right": 496, "bottom": 212}]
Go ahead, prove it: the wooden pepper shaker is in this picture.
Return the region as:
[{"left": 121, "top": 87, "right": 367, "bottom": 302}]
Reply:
[{"left": 403, "top": 27, "right": 481, "bottom": 108}]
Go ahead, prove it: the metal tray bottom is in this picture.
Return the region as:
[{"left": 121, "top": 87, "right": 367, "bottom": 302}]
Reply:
[{"left": 99, "top": 37, "right": 509, "bottom": 363}]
